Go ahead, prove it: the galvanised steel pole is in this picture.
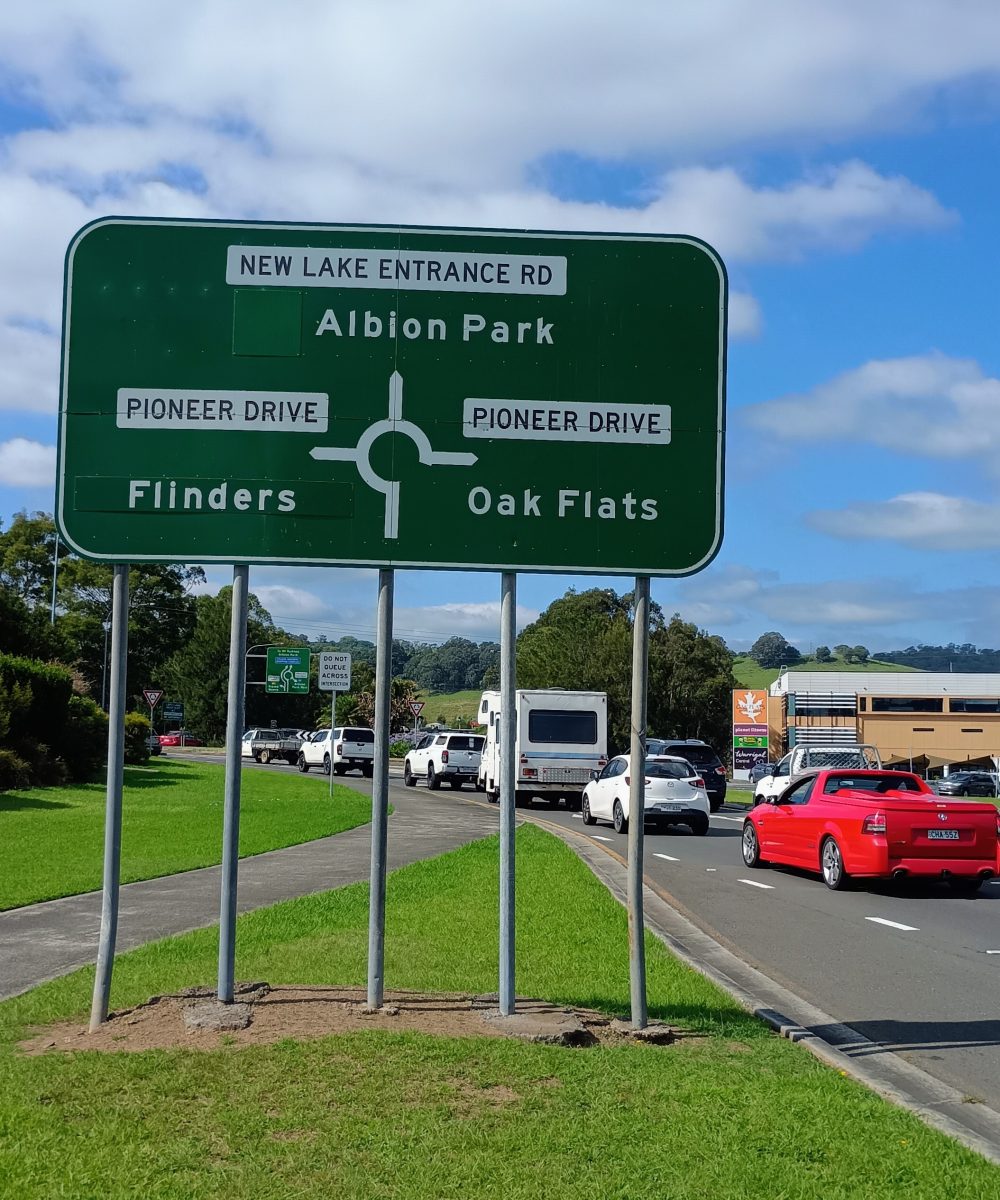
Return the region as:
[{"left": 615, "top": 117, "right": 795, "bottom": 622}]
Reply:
[
  {"left": 628, "top": 575, "right": 650, "bottom": 1029},
  {"left": 49, "top": 532, "right": 59, "bottom": 625},
  {"left": 89, "top": 563, "right": 129, "bottom": 1031},
  {"left": 499, "top": 571, "right": 517, "bottom": 1016},
  {"left": 367, "top": 568, "right": 394, "bottom": 1010},
  {"left": 218, "top": 565, "right": 249, "bottom": 1003}
]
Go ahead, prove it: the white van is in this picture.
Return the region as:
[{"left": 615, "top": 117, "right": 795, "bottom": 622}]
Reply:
[
  {"left": 478, "top": 689, "right": 608, "bottom": 809},
  {"left": 298, "top": 727, "right": 375, "bottom": 776}
]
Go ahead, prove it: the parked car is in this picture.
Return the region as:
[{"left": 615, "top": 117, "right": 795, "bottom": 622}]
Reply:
[
  {"left": 748, "top": 760, "right": 773, "bottom": 785},
  {"left": 583, "top": 754, "right": 710, "bottom": 835},
  {"left": 741, "top": 768, "right": 1000, "bottom": 891},
  {"left": 146, "top": 734, "right": 162, "bottom": 756},
  {"left": 158, "top": 729, "right": 203, "bottom": 747},
  {"left": 934, "top": 771, "right": 998, "bottom": 798},
  {"left": 404, "top": 732, "right": 484, "bottom": 789},
  {"left": 298, "top": 727, "right": 375, "bottom": 776},
  {"left": 646, "top": 738, "right": 727, "bottom": 811}
]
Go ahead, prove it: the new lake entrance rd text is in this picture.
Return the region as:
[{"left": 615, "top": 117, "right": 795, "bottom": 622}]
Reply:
[{"left": 57, "top": 220, "right": 726, "bottom": 576}]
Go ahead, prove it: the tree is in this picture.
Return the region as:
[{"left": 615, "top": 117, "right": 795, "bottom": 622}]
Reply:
[
  {"left": 833, "top": 644, "right": 851, "bottom": 661},
  {"left": 749, "top": 632, "right": 801, "bottom": 669},
  {"left": 517, "top": 588, "right": 734, "bottom": 754},
  {"left": 350, "top": 677, "right": 419, "bottom": 730},
  {"left": 814, "top": 645, "right": 832, "bottom": 663},
  {"left": 0, "top": 588, "right": 70, "bottom": 662},
  {"left": 850, "top": 645, "right": 870, "bottom": 664}
]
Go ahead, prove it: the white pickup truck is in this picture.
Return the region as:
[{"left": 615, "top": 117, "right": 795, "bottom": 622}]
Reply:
[
  {"left": 752, "top": 744, "right": 882, "bottom": 804},
  {"left": 297, "top": 727, "right": 375, "bottom": 776},
  {"left": 403, "top": 731, "right": 485, "bottom": 790}
]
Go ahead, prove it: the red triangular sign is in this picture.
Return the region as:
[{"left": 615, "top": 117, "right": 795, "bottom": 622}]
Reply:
[
  {"left": 143, "top": 689, "right": 164, "bottom": 708},
  {"left": 409, "top": 701, "right": 425, "bottom": 715}
]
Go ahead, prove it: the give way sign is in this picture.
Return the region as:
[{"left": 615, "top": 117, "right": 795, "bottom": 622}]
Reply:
[
  {"left": 143, "top": 689, "right": 163, "bottom": 709},
  {"left": 409, "top": 701, "right": 425, "bottom": 716}
]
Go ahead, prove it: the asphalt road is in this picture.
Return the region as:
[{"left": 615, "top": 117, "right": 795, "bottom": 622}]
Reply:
[
  {"left": 174, "top": 753, "right": 1000, "bottom": 1113},
  {"left": 532, "top": 794, "right": 1000, "bottom": 1112}
]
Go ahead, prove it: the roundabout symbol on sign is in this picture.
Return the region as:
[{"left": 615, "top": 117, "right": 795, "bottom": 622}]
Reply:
[{"left": 310, "top": 371, "right": 477, "bottom": 538}]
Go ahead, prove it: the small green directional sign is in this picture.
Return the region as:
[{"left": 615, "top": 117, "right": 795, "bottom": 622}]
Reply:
[
  {"left": 56, "top": 218, "right": 726, "bottom": 576},
  {"left": 266, "top": 647, "right": 310, "bottom": 694}
]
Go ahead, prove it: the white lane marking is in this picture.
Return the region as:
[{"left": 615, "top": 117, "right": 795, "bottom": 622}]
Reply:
[
  {"left": 738, "top": 878, "right": 775, "bottom": 890},
  {"left": 866, "top": 917, "right": 919, "bottom": 932},
  {"left": 706, "top": 868, "right": 717, "bottom": 872},
  {"left": 590, "top": 835, "right": 613, "bottom": 842},
  {"left": 988, "top": 880, "right": 1000, "bottom": 886},
  {"left": 713, "top": 815, "right": 745, "bottom": 823},
  {"left": 571, "top": 814, "right": 582, "bottom": 819},
  {"left": 985, "top": 950, "right": 1000, "bottom": 955},
  {"left": 654, "top": 853, "right": 679, "bottom": 862}
]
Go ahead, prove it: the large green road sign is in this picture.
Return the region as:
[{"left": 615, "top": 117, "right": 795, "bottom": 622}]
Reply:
[
  {"left": 57, "top": 219, "right": 726, "bottom": 575},
  {"left": 266, "top": 647, "right": 310, "bottom": 694}
]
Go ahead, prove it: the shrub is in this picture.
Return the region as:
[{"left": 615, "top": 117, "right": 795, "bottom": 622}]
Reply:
[
  {"left": 389, "top": 740, "right": 411, "bottom": 757},
  {"left": 0, "top": 747, "right": 31, "bottom": 791},
  {"left": 124, "top": 712, "right": 151, "bottom": 765},
  {"left": 61, "top": 694, "right": 108, "bottom": 782}
]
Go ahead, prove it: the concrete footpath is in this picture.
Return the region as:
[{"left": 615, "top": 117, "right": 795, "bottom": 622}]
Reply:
[{"left": 0, "top": 777, "right": 496, "bottom": 1001}]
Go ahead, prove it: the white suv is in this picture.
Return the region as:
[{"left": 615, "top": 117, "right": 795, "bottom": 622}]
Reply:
[
  {"left": 298, "top": 727, "right": 375, "bottom": 777},
  {"left": 404, "top": 732, "right": 485, "bottom": 790}
]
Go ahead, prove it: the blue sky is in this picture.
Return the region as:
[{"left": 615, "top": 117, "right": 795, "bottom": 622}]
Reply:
[{"left": 2, "top": 2, "right": 1000, "bottom": 652}]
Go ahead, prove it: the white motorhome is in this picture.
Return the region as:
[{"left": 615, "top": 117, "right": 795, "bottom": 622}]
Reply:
[{"left": 478, "top": 689, "right": 608, "bottom": 809}]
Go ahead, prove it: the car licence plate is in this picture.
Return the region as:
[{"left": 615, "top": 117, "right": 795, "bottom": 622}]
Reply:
[
  {"left": 656, "top": 804, "right": 681, "bottom": 813},
  {"left": 459, "top": 767, "right": 475, "bottom": 773},
  {"left": 927, "top": 829, "right": 960, "bottom": 840}
]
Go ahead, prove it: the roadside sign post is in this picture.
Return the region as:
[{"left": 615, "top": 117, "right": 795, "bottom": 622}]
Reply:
[
  {"left": 57, "top": 218, "right": 725, "bottom": 1022},
  {"left": 89, "top": 564, "right": 129, "bottom": 1031},
  {"left": 627, "top": 577, "right": 650, "bottom": 1029},
  {"left": 409, "top": 699, "right": 424, "bottom": 744},
  {"left": 367, "top": 570, "right": 394, "bottom": 1010},
  {"left": 499, "top": 572, "right": 517, "bottom": 1016},
  {"left": 319, "top": 652, "right": 352, "bottom": 798},
  {"left": 218, "top": 566, "right": 249, "bottom": 1003}
]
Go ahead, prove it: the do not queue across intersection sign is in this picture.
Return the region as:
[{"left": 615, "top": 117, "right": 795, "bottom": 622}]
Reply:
[{"left": 56, "top": 219, "right": 726, "bottom": 576}]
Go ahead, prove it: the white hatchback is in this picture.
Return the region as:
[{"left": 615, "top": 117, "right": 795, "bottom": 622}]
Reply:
[{"left": 582, "top": 754, "right": 710, "bottom": 836}]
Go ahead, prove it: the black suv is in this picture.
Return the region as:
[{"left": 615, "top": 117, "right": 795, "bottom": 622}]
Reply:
[{"left": 647, "top": 738, "right": 727, "bottom": 811}]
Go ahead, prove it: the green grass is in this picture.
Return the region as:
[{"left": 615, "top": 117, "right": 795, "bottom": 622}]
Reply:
[
  {"left": 0, "top": 760, "right": 371, "bottom": 912},
  {"left": 0, "top": 825, "right": 995, "bottom": 1198},
  {"left": 734, "top": 657, "right": 922, "bottom": 688},
  {"left": 417, "top": 687, "right": 484, "bottom": 727}
]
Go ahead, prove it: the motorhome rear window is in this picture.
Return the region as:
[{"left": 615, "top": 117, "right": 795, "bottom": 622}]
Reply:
[{"left": 527, "top": 710, "right": 598, "bottom": 744}]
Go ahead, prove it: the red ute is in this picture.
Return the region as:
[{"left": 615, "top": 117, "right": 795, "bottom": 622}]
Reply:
[{"left": 742, "top": 769, "right": 999, "bottom": 892}]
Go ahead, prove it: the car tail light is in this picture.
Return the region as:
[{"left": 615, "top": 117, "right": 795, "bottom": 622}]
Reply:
[
  {"left": 693, "top": 778, "right": 706, "bottom": 788},
  {"left": 995, "top": 814, "right": 1000, "bottom": 840},
  {"left": 597, "top": 757, "right": 607, "bottom": 768},
  {"left": 862, "top": 811, "right": 886, "bottom": 835},
  {"left": 523, "top": 767, "right": 537, "bottom": 778},
  {"left": 441, "top": 749, "right": 449, "bottom": 763},
  {"left": 715, "top": 766, "right": 727, "bottom": 776},
  {"left": 336, "top": 745, "right": 343, "bottom": 756}
]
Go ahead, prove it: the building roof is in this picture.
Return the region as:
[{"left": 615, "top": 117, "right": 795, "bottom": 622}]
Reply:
[{"left": 770, "top": 671, "right": 1000, "bottom": 697}]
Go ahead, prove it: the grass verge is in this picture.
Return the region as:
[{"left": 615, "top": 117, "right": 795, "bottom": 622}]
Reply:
[
  {"left": 0, "top": 824, "right": 995, "bottom": 1198},
  {"left": 1, "top": 759, "right": 371, "bottom": 911}
]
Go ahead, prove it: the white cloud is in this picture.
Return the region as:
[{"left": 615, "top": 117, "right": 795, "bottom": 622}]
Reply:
[
  {"left": 0, "top": 321, "right": 59, "bottom": 413},
  {"left": 809, "top": 492, "right": 1000, "bottom": 550},
  {"left": 0, "top": 437, "right": 56, "bottom": 486},
  {"left": 251, "top": 585, "right": 334, "bottom": 622},
  {"left": 2, "top": 3, "right": 1000, "bottom": 179},
  {"left": 744, "top": 353, "right": 1000, "bottom": 459},
  {"left": 728, "top": 292, "right": 762, "bottom": 338}
]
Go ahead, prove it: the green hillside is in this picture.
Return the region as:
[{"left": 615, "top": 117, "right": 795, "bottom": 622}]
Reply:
[{"left": 733, "top": 658, "right": 922, "bottom": 689}]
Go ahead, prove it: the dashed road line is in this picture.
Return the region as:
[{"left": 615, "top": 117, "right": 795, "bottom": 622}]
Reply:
[
  {"left": 653, "top": 853, "right": 679, "bottom": 862},
  {"left": 713, "top": 814, "right": 745, "bottom": 823},
  {"left": 706, "top": 868, "right": 717, "bottom": 872},
  {"left": 866, "top": 917, "right": 919, "bottom": 932},
  {"left": 738, "top": 878, "right": 775, "bottom": 890}
]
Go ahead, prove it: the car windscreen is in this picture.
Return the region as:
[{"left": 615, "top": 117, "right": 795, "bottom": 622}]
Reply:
[
  {"left": 344, "top": 728, "right": 375, "bottom": 742},
  {"left": 446, "top": 736, "right": 484, "bottom": 751},
  {"left": 646, "top": 761, "right": 691, "bottom": 780},
  {"left": 527, "top": 709, "right": 598, "bottom": 744},
  {"left": 823, "top": 773, "right": 924, "bottom": 794},
  {"left": 659, "top": 745, "right": 719, "bottom": 767}
]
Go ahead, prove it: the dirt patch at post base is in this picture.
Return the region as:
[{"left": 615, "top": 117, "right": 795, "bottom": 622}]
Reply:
[{"left": 19, "top": 984, "right": 678, "bottom": 1056}]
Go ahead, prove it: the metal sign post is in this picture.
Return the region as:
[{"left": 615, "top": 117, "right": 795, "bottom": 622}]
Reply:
[
  {"left": 319, "top": 652, "right": 352, "bottom": 799},
  {"left": 499, "top": 572, "right": 517, "bottom": 1015},
  {"left": 367, "top": 570, "right": 394, "bottom": 1010},
  {"left": 89, "top": 563, "right": 129, "bottom": 1030},
  {"left": 218, "top": 566, "right": 249, "bottom": 1003},
  {"left": 627, "top": 576, "right": 650, "bottom": 1030}
]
